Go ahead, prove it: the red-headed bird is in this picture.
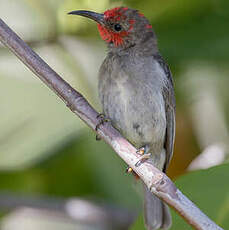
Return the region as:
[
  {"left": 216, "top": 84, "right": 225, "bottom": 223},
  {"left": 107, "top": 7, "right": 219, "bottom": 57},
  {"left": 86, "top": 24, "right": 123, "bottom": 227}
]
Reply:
[{"left": 69, "top": 7, "right": 175, "bottom": 230}]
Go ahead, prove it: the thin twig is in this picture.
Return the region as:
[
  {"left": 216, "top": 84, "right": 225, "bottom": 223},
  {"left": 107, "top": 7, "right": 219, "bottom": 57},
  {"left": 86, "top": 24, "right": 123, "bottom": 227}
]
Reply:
[{"left": 0, "top": 18, "right": 223, "bottom": 230}]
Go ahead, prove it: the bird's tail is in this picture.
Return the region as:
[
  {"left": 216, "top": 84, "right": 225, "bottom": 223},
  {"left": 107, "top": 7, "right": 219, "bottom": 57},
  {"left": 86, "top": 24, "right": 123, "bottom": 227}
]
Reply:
[{"left": 143, "top": 184, "right": 171, "bottom": 230}]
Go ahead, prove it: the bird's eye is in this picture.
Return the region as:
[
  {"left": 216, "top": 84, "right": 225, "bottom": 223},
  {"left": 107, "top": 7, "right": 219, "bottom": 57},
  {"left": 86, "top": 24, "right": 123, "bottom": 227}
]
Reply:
[{"left": 114, "top": 24, "right": 122, "bottom": 32}]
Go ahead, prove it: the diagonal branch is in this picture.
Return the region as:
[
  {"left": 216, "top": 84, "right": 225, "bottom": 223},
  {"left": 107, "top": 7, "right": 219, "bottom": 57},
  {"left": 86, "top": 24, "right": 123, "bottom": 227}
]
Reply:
[{"left": 0, "top": 18, "right": 223, "bottom": 230}]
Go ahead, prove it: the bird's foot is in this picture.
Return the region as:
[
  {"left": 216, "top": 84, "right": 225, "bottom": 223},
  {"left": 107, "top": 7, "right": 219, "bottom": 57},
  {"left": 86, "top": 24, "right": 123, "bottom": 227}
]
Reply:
[
  {"left": 126, "top": 166, "right": 133, "bottom": 173},
  {"left": 126, "top": 145, "right": 151, "bottom": 172},
  {"left": 96, "top": 134, "right": 102, "bottom": 141},
  {"left": 135, "top": 145, "right": 151, "bottom": 167},
  {"left": 95, "top": 114, "right": 110, "bottom": 140},
  {"left": 136, "top": 145, "right": 149, "bottom": 155},
  {"left": 95, "top": 114, "right": 110, "bottom": 131}
]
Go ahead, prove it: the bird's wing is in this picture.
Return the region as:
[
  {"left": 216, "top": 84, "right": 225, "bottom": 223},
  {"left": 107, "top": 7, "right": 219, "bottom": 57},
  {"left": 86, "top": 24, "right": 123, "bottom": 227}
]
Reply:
[{"left": 155, "top": 54, "right": 176, "bottom": 172}]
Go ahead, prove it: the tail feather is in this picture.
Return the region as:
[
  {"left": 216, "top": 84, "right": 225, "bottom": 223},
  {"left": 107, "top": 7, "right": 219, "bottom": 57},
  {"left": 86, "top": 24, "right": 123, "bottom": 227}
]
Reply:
[{"left": 143, "top": 185, "right": 171, "bottom": 230}]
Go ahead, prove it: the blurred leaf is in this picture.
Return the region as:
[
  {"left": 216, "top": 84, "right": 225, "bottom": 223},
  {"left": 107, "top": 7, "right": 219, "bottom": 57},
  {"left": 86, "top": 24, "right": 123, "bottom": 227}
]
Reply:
[
  {"left": 0, "top": 130, "right": 142, "bottom": 208},
  {"left": 130, "top": 164, "right": 229, "bottom": 229},
  {"left": 0, "top": 42, "right": 95, "bottom": 170},
  {"left": 125, "top": 0, "right": 213, "bottom": 23},
  {"left": 129, "top": 213, "right": 144, "bottom": 230},
  {"left": 1, "top": 207, "right": 103, "bottom": 230},
  {"left": 172, "top": 163, "right": 229, "bottom": 229},
  {"left": 155, "top": 0, "right": 229, "bottom": 63},
  {"left": 0, "top": 0, "right": 57, "bottom": 42},
  {"left": 58, "top": 0, "right": 109, "bottom": 33}
]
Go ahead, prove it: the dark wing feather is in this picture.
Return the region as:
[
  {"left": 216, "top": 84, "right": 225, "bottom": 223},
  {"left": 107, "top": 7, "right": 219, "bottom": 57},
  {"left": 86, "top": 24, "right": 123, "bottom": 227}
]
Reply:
[{"left": 154, "top": 54, "right": 176, "bottom": 172}]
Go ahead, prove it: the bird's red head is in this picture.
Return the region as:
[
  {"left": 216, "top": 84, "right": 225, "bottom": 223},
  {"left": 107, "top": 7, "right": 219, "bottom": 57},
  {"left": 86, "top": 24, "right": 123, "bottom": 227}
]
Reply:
[
  {"left": 69, "top": 7, "right": 154, "bottom": 48},
  {"left": 97, "top": 7, "right": 134, "bottom": 47},
  {"left": 98, "top": 7, "right": 153, "bottom": 47}
]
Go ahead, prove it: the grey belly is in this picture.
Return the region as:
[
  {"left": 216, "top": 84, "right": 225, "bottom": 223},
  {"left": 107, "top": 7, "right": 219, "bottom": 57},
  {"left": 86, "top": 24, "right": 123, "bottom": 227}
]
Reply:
[{"left": 99, "top": 79, "right": 166, "bottom": 153}]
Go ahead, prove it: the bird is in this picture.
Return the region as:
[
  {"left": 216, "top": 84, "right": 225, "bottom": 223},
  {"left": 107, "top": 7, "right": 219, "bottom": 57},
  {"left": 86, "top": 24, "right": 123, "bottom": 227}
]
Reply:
[{"left": 68, "top": 7, "right": 175, "bottom": 230}]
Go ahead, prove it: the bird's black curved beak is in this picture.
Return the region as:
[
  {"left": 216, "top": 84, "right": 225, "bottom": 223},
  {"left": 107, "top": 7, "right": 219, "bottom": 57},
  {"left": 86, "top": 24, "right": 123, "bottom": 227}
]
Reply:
[{"left": 68, "top": 10, "right": 105, "bottom": 25}]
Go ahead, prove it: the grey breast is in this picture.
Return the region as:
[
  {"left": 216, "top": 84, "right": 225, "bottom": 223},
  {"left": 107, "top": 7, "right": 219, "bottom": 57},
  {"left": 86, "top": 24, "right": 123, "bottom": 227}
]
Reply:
[{"left": 98, "top": 52, "right": 167, "bottom": 151}]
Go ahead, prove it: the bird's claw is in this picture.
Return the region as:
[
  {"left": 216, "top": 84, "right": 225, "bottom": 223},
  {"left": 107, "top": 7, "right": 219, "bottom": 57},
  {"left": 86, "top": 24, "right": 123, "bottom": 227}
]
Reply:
[
  {"left": 135, "top": 145, "right": 151, "bottom": 167},
  {"left": 95, "top": 114, "right": 110, "bottom": 141},
  {"left": 126, "top": 166, "right": 133, "bottom": 173},
  {"left": 136, "top": 147, "right": 145, "bottom": 155},
  {"left": 136, "top": 145, "right": 150, "bottom": 155},
  {"left": 135, "top": 153, "right": 151, "bottom": 167},
  {"left": 95, "top": 114, "right": 110, "bottom": 131},
  {"left": 96, "top": 134, "right": 101, "bottom": 141}
]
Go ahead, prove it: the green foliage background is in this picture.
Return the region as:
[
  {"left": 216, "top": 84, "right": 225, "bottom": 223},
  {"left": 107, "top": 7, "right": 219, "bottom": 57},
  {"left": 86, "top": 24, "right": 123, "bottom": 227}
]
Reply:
[{"left": 0, "top": 0, "right": 229, "bottom": 229}]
